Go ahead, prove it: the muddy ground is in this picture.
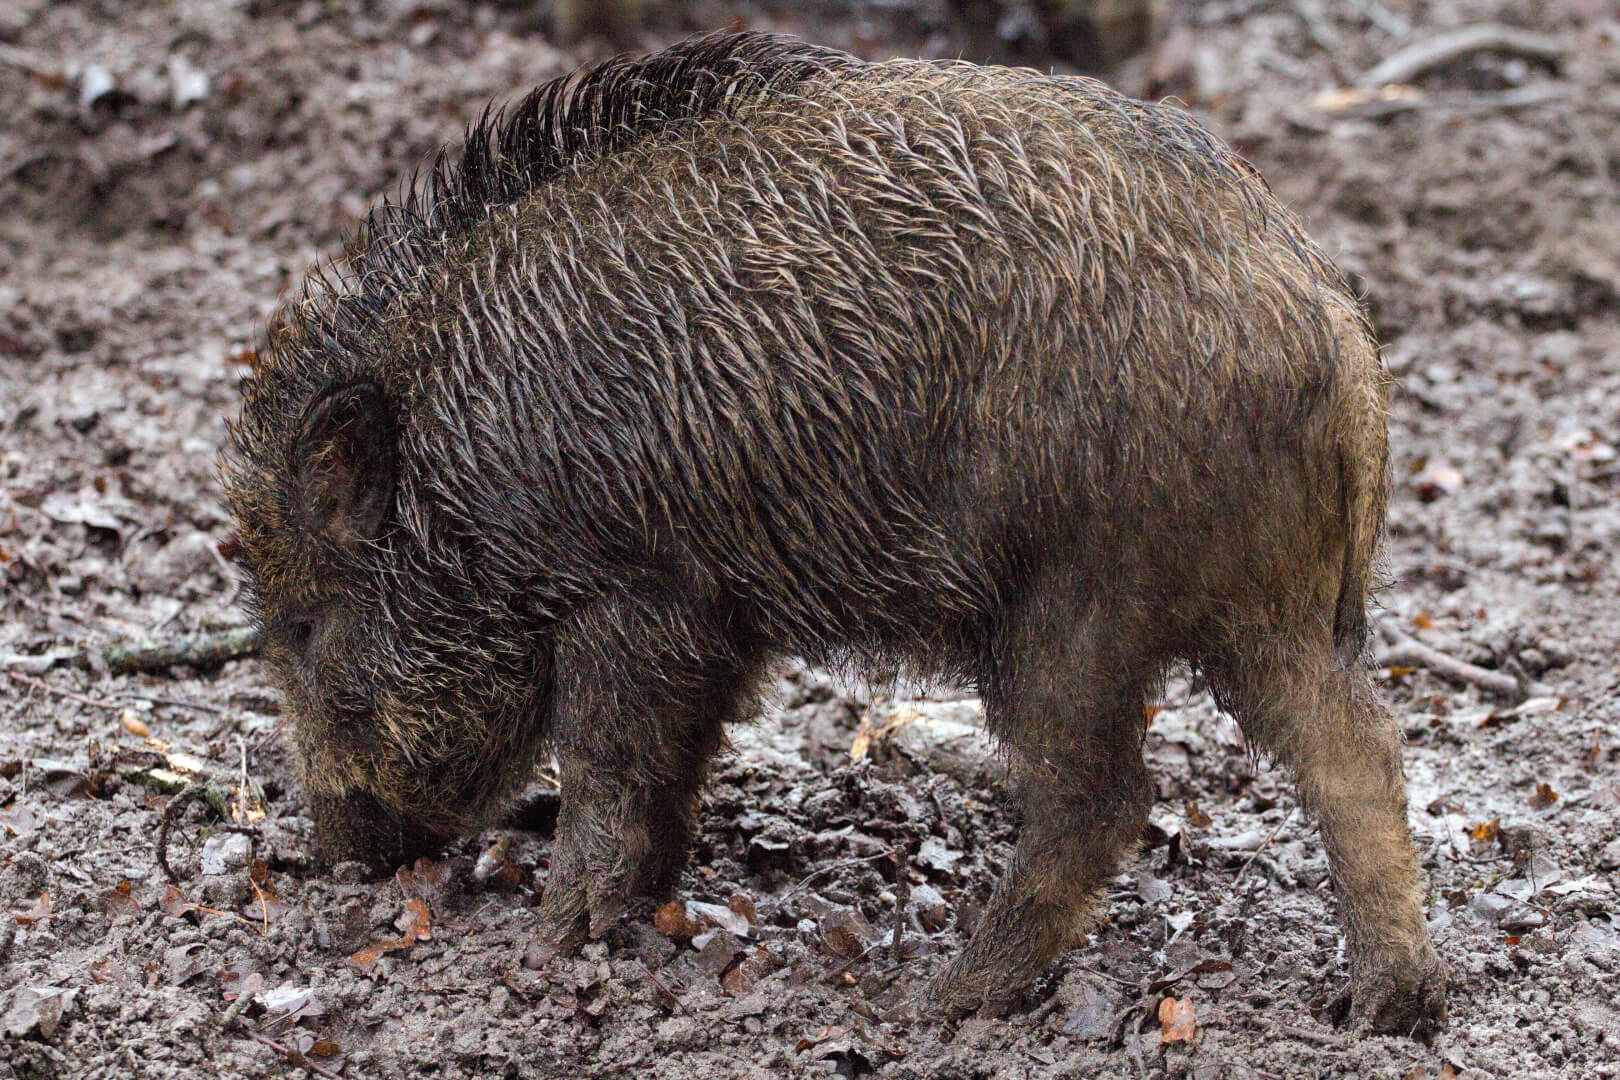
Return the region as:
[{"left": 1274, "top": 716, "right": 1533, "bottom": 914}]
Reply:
[{"left": 2, "top": 1, "right": 1618, "bottom": 1077}]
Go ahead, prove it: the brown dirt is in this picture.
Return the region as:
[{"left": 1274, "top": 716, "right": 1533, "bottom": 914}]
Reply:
[{"left": 2, "top": 2, "right": 1618, "bottom": 1078}]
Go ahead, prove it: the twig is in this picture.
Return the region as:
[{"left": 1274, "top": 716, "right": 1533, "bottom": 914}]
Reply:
[
  {"left": 773, "top": 849, "right": 895, "bottom": 911},
  {"left": 828, "top": 941, "right": 884, "bottom": 982},
  {"left": 248, "top": 874, "right": 272, "bottom": 935},
  {"left": 1279, "top": 1023, "right": 1347, "bottom": 1048},
  {"left": 891, "top": 846, "right": 908, "bottom": 962},
  {"left": 1233, "top": 809, "right": 1295, "bottom": 886},
  {"left": 106, "top": 626, "right": 264, "bottom": 675},
  {"left": 6, "top": 670, "right": 122, "bottom": 710},
  {"left": 236, "top": 735, "right": 251, "bottom": 824},
  {"left": 1358, "top": 23, "right": 1567, "bottom": 88},
  {"left": 124, "top": 692, "right": 225, "bottom": 715},
  {"left": 1075, "top": 963, "right": 1139, "bottom": 989},
  {"left": 217, "top": 991, "right": 254, "bottom": 1030},
  {"left": 1318, "top": 83, "right": 1572, "bottom": 120},
  {"left": 637, "top": 959, "right": 699, "bottom": 1020},
  {"left": 245, "top": 1031, "right": 341, "bottom": 1080},
  {"left": 1375, "top": 620, "right": 1526, "bottom": 700},
  {"left": 157, "top": 785, "right": 208, "bottom": 884}
]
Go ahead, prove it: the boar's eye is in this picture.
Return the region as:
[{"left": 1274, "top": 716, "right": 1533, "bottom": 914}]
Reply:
[{"left": 285, "top": 618, "right": 316, "bottom": 653}]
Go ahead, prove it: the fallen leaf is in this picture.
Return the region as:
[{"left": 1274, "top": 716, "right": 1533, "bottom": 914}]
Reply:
[
  {"left": 257, "top": 982, "right": 323, "bottom": 1029},
  {"left": 720, "top": 946, "right": 773, "bottom": 996},
  {"left": 397, "top": 897, "right": 431, "bottom": 942},
  {"left": 1411, "top": 457, "right": 1464, "bottom": 501},
  {"left": 99, "top": 881, "right": 140, "bottom": 917},
  {"left": 0, "top": 801, "right": 40, "bottom": 838},
  {"left": 472, "top": 835, "right": 511, "bottom": 883},
  {"left": 1412, "top": 612, "right": 1436, "bottom": 630},
  {"left": 243, "top": 861, "right": 289, "bottom": 926},
  {"left": 1184, "top": 801, "right": 1212, "bottom": 828},
  {"left": 1, "top": 986, "right": 78, "bottom": 1039},
  {"left": 160, "top": 884, "right": 189, "bottom": 918},
  {"left": 218, "top": 968, "right": 263, "bottom": 1001},
  {"left": 308, "top": 1040, "right": 343, "bottom": 1058},
  {"left": 794, "top": 1024, "right": 844, "bottom": 1052},
  {"left": 1528, "top": 783, "right": 1559, "bottom": 810},
  {"left": 727, "top": 892, "right": 757, "bottom": 927},
  {"left": 655, "top": 900, "right": 701, "bottom": 941},
  {"left": 13, "top": 891, "right": 51, "bottom": 926},
  {"left": 89, "top": 954, "right": 128, "bottom": 986},
  {"left": 688, "top": 899, "right": 752, "bottom": 938},
  {"left": 348, "top": 899, "right": 433, "bottom": 972},
  {"left": 1158, "top": 996, "right": 1197, "bottom": 1043},
  {"left": 1469, "top": 817, "right": 1501, "bottom": 852},
  {"left": 397, "top": 858, "right": 450, "bottom": 901}
]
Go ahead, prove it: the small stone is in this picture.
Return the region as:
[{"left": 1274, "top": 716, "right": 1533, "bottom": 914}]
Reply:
[{"left": 198, "top": 832, "right": 252, "bottom": 876}]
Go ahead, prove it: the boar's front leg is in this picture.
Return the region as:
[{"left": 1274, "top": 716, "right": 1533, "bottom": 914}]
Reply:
[
  {"left": 528, "top": 591, "right": 759, "bottom": 964},
  {"left": 927, "top": 591, "right": 1160, "bottom": 1017}
]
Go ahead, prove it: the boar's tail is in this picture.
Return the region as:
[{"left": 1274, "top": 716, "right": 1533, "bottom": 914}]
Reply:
[{"left": 1330, "top": 305, "right": 1391, "bottom": 668}]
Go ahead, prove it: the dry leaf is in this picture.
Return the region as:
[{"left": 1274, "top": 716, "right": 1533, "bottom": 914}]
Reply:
[
  {"left": 823, "top": 925, "right": 864, "bottom": 960},
  {"left": 1528, "top": 783, "right": 1559, "bottom": 810},
  {"left": 1412, "top": 612, "right": 1436, "bottom": 630},
  {"left": 348, "top": 899, "right": 432, "bottom": 972},
  {"left": 655, "top": 900, "right": 701, "bottom": 940},
  {"left": 13, "top": 891, "right": 51, "bottom": 926},
  {"left": 1469, "top": 817, "right": 1501, "bottom": 852},
  {"left": 244, "top": 861, "right": 289, "bottom": 926},
  {"left": 397, "top": 897, "right": 431, "bottom": 942},
  {"left": 1411, "top": 457, "right": 1464, "bottom": 501},
  {"left": 99, "top": 881, "right": 140, "bottom": 916},
  {"left": 727, "top": 892, "right": 757, "bottom": 927},
  {"left": 397, "top": 858, "right": 450, "bottom": 901},
  {"left": 1184, "top": 801, "right": 1212, "bottom": 828},
  {"left": 472, "top": 835, "right": 511, "bottom": 883},
  {"left": 160, "top": 884, "right": 189, "bottom": 918},
  {"left": 1158, "top": 996, "right": 1197, "bottom": 1043},
  {"left": 0, "top": 801, "right": 40, "bottom": 838}
]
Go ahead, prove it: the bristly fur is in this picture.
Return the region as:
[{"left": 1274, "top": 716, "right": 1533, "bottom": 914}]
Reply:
[{"left": 223, "top": 32, "right": 1442, "bottom": 1033}]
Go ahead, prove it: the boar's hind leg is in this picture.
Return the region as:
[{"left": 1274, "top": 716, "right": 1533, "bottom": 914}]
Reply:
[
  {"left": 529, "top": 593, "right": 758, "bottom": 964},
  {"left": 926, "top": 596, "right": 1158, "bottom": 1018},
  {"left": 1210, "top": 639, "right": 1446, "bottom": 1035}
]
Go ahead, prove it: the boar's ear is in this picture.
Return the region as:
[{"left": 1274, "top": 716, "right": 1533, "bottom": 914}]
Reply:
[{"left": 292, "top": 382, "right": 397, "bottom": 547}]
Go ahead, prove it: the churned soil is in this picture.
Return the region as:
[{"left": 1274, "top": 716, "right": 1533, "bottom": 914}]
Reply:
[{"left": 2, "top": 1, "right": 1618, "bottom": 1077}]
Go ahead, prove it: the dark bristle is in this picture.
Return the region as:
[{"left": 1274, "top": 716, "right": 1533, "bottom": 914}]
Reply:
[{"left": 348, "top": 31, "right": 836, "bottom": 313}]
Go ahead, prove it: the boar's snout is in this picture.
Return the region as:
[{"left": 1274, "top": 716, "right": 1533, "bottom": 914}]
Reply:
[{"left": 309, "top": 788, "right": 454, "bottom": 875}]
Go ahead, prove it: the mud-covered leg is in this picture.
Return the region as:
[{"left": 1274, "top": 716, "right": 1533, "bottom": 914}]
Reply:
[
  {"left": 926, "top": 598, "right": 1157, "bottom": 1018},
  {"left": 529, "top": 592, "right": 756, "bottom": 963},
  {"left": 1215, "top": 642, "right": 1446, "bottom": 1035}
]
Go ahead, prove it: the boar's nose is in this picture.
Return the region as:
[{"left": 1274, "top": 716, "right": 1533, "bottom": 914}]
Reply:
[{"left": 309, "top": 788, "right": 452, "bottom": 876}]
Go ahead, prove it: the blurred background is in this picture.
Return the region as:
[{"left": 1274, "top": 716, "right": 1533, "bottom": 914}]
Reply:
[{"left": 2, "top": 4, "right": 1618, "bottom": 1078}]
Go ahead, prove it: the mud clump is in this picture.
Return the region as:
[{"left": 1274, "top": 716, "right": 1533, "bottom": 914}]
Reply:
[{"left": 223, "top": 31, "right": 1444, "bottom": 1033}]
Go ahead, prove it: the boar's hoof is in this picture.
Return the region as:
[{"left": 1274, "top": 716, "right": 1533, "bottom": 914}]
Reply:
[
  {"left": 1348, "top": 956, "right": 1448, "bottom": 1036},
  {"left": 529, "top": 857, "right": 637, "bottom": 969},
  {"left": 918, "top": 959, "right": 1031, "bottom": 1022}
]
